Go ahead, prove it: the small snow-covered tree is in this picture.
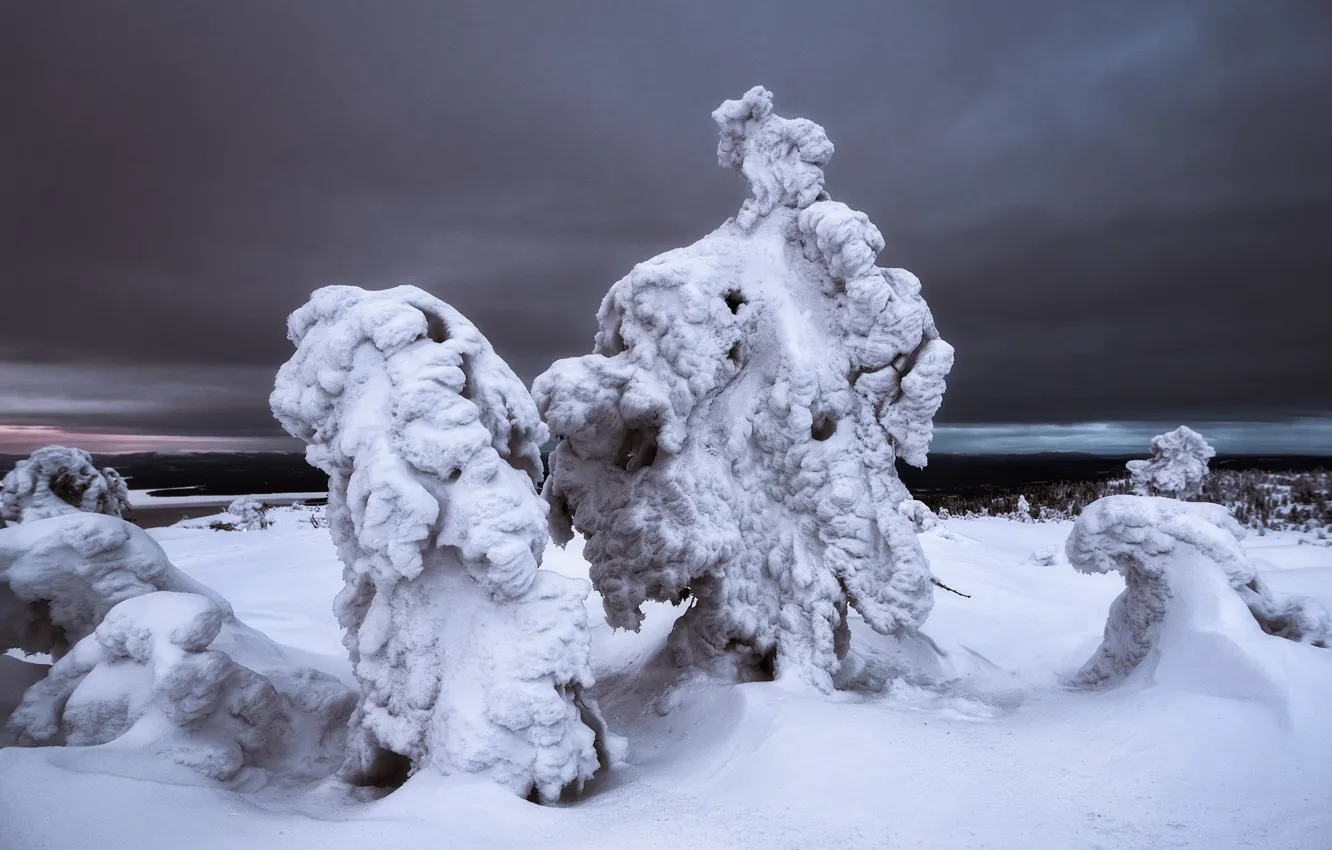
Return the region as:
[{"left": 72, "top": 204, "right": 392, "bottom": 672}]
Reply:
[
  {"left": 0, "top": 512, "right": 230, "bottom": 658},
  {"left": 898, "top": 499, "right": 941, "bottom": 533},
  {"left": 1, "top": 446, "right": 131, "bottom": 524},
  {"left": 535, "top": 87, "right": 954, "bottom": 693},
  {"left": 1014, "top": 495, "right": 1032, "bottom": 522},
  {"left": 226, "top": 497, "right": 271, "bottom": 530},
  {"left": 1126, "top": 426, "right": 1215, "bottom": 500},
  {"left": 8, "top": 590, "right": 354, "bottom": 781},
  {"left": 1067, "top": 495, "right": 1328, "bottom": 686},
  {"left": 271, "top": 284, "right": 614, "bottom": 801}
]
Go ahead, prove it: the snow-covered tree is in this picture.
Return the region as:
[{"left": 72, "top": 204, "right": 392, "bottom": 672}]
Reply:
[
  {"left": 1067, "top": 495, "right": 1329, "bottom": 686},
  {"left": 1126, "top": 426, "right": 1215, "bottom": 500},
  {"left": 226, "top": 497, "right": 271, "bottom": 530},
  {"left": 1014, "top": 495, "right": 1032, "bottom": 522},
  {"left": 535, "top": 87, "right": 954, "bottom": 693},
  {"left": 271, "top": 284, "right": 614, "bottom": 801},
  {"left": 8, "top": 590, "right": 354, "bottom": 781},
  {"left": 1, "top": 446, "right": 131, "bottom": 524},
  {"left": 0, "top": 512, "right": 230, "bottom": 659}
]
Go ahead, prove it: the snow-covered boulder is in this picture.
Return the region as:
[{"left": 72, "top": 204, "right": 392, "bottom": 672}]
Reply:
[
  {"left": 1067, "top": 495, "right": 1329, "bottom": 687},
  {"left": 226, "top": 498, "right": 271, "bottom": 531},
  {"left": 271, "top": 284, "right": 613, "bottom": 802},
  {"left": 898, "top": 499, "right": 941, "bottom": 534},
  {"left": 7, "top": 590, "right": 354, "bottom": 782},
  {"left": 0, "top": 512, "right": 229, "bottom": 659},
  {"left": 1, "top": 446, "right": 131, "bottom": 524},
  {"left": 535, "top": 87, "right": 953, "bottom": 693},
  {"left": 1126, "top": 426, "right": 1215, "bottom": 500}
]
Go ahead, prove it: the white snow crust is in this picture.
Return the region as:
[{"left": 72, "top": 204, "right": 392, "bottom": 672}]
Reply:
[
  {"left": 1126, "top": 425, "right": 1216, "bottom": 499},
  {"left": 1, "top": 445, "right": 131, "bottom": 524},
  {"left": 226, "top": 497, "right": 272, "bottom": 530},
  {"left": 535, "top": 87, "right": 954, "bottom": 692},
  {"left": 271, "top": 284, "right": 611, "bottom": 801},
  {"left": 1067, "top": 495, "right": 1330, "bottom": 686}
]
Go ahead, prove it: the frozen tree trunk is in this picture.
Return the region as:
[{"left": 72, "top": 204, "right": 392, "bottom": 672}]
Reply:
[
  {"left": 271, "top": 285, "right": 614, "bottom": 802},
  {"left": 1126, "top": 426, "right": 1216, "bottom": 499},
  {"left": 1067, "top": 495, "right": 1329, "bottom": 687},
  {"left": 535, "top": 87, "right": 954, "bottom": 693},
  {"left": 1, "top": 446, "right": 131, "bottom": 524}
]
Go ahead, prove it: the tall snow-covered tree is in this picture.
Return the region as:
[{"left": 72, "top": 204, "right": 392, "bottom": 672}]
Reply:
[
  {"left": 535, "top": 87, "right": 954, "bottom": 693},
  {"left": 1126, "top": 426, "right": 1216, "bottom": 500},
  {"left": 271, "top": 284, "right": 615, "bottom": 802}
]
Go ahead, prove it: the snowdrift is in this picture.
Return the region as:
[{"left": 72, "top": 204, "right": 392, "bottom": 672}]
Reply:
[
  {"left": 536, "top": 87, "right": 954, "bottom": 692},
  {"left": 272, "top": 284, "right": 613, "bottom": 802},
  {"left": 1068, "top": 495, "right": 1330, "bottom": 690}
]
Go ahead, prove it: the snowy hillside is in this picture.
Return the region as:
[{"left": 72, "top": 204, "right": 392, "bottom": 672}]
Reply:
[{"left": 3, "top": 503, "right": 1329, "bottom": 849}]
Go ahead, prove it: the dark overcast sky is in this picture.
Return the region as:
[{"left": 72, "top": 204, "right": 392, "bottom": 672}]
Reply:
[{"left": 2, "top": 1, "right": 1330, "bottom": 451}]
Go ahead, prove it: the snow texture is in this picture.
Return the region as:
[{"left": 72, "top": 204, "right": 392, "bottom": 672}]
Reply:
[
  {"left": 1, "top": 446, "right": 131, "bottom": 524},
  {"left": 226, "top": 498, "right": 272, "bottom": 530},
  {"left": 1067, "top": 495, "right": 1330, "bottom": 685},
  {"left": 271, "top": 284, "right": 612, "bottom": 802},
  {"left": 0, "top": 512, "right": 229, "bottom": 659},
  {"left": 7, "top": 590, "right": 354, "bottom": 782},
  {"left": 535, "top": 87, "right": 954, "bottom": 693},
  {"left": 1126, "top": 426, "right": 1216, "bottom": 500}
]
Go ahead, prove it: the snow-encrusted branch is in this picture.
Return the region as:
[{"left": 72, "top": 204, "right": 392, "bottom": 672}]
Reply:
[
  {"left": 1067, "top": 495, "right": 1329, "bottom": 686},
  {"left": 271, "top": 284, "right": 613, "bottom": 801},
  {"left": 536, "top": 88, "right": 954, "bottom": 693},
  {"left": 1, "top": 446, "right": 131, "bottom": 524}
]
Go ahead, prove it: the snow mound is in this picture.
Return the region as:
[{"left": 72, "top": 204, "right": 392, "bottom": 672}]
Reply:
[
  {"left": 1067, "top": 495, "right": 1330, "bottom": 688},
  {"left": 7, "top": 590, "right": 354, "bottom": 782},
  {"left": 226, "top": 498, "right": 271, "bottom": 530},
  {"left": 536, "top": 87, "right": 954, "bottom": 693},
  {"left": 0, "top": 512, "right": 230, "bottom": 659},
  {"left": 1126, "top": 426, "right": 1215, "bottom": 499},
  {"left": 271, "top": 284, "right": 613, "bottom": 802},
  {"left": 1, "top": 446, "right": 131, "bottom": 524}
]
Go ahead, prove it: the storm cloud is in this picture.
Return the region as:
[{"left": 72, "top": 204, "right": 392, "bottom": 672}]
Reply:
[{"left": 2, "top": 1, "right": 1330, "bottom": 449}]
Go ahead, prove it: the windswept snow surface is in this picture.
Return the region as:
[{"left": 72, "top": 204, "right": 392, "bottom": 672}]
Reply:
[{"left": 3, "top": 506, "right": 1330, "bottom": 848}]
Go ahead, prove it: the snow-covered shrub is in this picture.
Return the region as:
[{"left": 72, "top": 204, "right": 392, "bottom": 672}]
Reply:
[
  {"left": 271, "top": 284, "right": 613, "bottom": 802},
  {"left": 1, "top": 446, "right": 131, "bottom": 524},
  {"left": 226, "top": 498, "right": 271, "bottom": 531},
  {"left": 898, "top": 499, "right": 941, "bottom": 534},
  {"left": 1067, "top": 495, "right": 1329, "bottom": 686},
  {"left": 7, "top": 590, "right": 354, "bottom": 782},
  {"left": 0, "top": 512, "right": 228, "bottom": 659},
  {"left": 1028, "top": 546, "right": 1061, "bottom": 566},
  {"left": 535, "top": 87, "right": 954, "bottom": 693},
  {"left": 1126, "top": 426, "right": 1215, "bottom": 500}
]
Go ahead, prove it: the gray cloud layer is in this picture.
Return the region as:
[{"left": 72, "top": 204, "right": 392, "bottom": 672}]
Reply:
[{"left": 2, "top": 1, "right": 1330, "bottom": 442}]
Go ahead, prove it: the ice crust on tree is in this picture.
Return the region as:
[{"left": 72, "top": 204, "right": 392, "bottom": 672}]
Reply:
[
  {"left": 1, "top": 446, "right": 131, "bottom": 524},
  {"left": 898, "top": 499, "right": 941, "bottom": 534},
  {"left": 0, "top": 512, "right": 229, "bottom": 659},
  {"left": 535, "top": 87, "right": 954, "bottom": 693},
  {"left": 7, "top": 590, "right": 354, "bottom": 782},
  {"left": 226, "top": 498, "right": 271, "bottom": 530},
  {"left": 1067, "top": 495, "right": 1330, "bottom": 687},
  {"left": 1126, "top": 426, "right": 1215, "bottom": 500},
  {"left": 271, "top": 284, "right": 612, "bottom": 802}
]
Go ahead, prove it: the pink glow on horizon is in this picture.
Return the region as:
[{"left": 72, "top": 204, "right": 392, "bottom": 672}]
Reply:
[{"left": 0, "top": 425, "right": 297, "bottom": 455}]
